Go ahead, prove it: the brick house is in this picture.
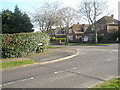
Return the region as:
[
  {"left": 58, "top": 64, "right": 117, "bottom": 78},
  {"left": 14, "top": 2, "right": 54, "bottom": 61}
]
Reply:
[
  {"left": 50, "top": 27, "right": 66, "bottom": 38},
  {"left": 96, "top": 15, "right": 119, "bottom": 35},
  {"left": 107, "top": 24, "right": 118, "bottom": 33},
  {"left": 51, "top": 15, "right": 119, "bottom": 42},
  {"left": 68, "top": 23, "right": 94, "bottom": 42},
  {"left": 83, "top": 26, "right": 95, "bottom": 42}
]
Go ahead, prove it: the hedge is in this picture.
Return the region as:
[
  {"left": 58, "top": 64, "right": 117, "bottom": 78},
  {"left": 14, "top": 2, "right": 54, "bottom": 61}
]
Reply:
[
  {"left": 51, "top": 37, "right": 66, "bottom": 42},
  {"left": 98, "top": 31, "right": 118, "bottom": 42},
  {"left": 2, "top": 32, "right": 50, "bottom": 58}
]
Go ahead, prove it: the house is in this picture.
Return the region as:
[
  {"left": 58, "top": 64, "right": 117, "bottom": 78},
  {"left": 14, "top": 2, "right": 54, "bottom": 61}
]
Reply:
[
  {"left": 107, "top": 24, "right": 118, "bottom": 33},
  {"left": 68, "top": 23, "right": 94, "bottom": 42},
  {"left": 68, "top": 23, "right": 84, "bottom": 42},
  {"left": 51, "top": 15, "right": 119, "bottom": 43},
  {"left": 96, "top": 15, "right": 119, "bottom": 35},
  {"left": 50, "top": 27, "right": 66, "bottom": 38},
  {"left": 83, "top": 26, "right": 95, "bottom": 42}
]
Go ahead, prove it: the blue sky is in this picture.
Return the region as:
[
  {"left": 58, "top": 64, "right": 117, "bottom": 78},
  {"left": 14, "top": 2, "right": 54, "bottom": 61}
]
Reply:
[
  {"left": 0, "top": 0, "right": 119, "bottom": 19},
  {"left": 0, "top": 2, "right": 42, "bottom": 13},
  {"left": 0, "top": 0, "right": 63, "bottom": 12}
]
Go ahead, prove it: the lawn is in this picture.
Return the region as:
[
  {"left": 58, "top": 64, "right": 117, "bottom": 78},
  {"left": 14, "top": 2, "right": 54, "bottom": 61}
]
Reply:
[
  {"left": 1, "top": 60, "right": 39, "bottom": 68},
  {"left": 89, "top": 77, "right": 120, "bottom": 89}
]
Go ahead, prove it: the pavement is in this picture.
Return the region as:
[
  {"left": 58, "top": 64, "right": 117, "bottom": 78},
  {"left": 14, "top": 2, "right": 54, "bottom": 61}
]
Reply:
[{"left": 1, "top": 46, "right": 77, "bottom": 63}]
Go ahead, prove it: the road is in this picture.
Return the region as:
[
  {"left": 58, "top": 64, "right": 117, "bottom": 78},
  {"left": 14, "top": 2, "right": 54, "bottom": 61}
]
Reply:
[{"left": 2, "top": 44, "right": 118, "bottom": 88}]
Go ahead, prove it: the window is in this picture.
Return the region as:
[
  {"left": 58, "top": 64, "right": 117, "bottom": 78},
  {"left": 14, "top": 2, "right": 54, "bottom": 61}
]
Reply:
[
  {"left": 68, "top": 36, "right": 73, "bottom": 40},
  {"left": 69, "top": 29, "right": 72, "bottom": 33},
  {"left": 84, "top": 36, "right": 88, "bottom": 42}
]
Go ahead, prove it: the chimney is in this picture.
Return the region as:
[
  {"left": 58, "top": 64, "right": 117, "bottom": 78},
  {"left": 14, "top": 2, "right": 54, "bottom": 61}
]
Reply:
[
  {"left": 111, "top": 14, "right": 114, "bottom": 24},
  {"left": 111, "top": 14, "right": 114, "bottom": 18}
]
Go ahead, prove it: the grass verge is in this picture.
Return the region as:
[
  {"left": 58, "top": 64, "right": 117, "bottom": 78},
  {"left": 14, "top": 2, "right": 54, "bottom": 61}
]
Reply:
[
  {"left": 89, "top": 77, "right": 120, "bottom": 89},
  {"left": 0, "top": 60, "right": 39, "bottom": 68},
  {"left": 47, "top": 46, "right": 60, "bottom": 49},
  {"left": 63, "top": 43, "right": 116, "bottom": 46}
]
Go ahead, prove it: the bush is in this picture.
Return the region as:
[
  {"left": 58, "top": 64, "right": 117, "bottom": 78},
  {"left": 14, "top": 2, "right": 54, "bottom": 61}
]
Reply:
[
  {"left": 51, "top": 37, "right": 66, "bottom": 42},
  {"left": 98, "top": 31, "right": 118, "bottom": 43},
  {"left": 2, "top": 32, "right": 50, "bottom": 58},
  {"left": 98, "top": 34, "right": 108, "bottom": 42}
]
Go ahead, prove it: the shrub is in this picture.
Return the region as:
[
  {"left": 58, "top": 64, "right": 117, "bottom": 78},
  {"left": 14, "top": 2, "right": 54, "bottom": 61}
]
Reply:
[
  {"left": 51, "top": 37, "right": 66, "bottom": 42},
  {"left": 2, "top": 32, "right": 50, "bottom": 58},
  {"left": 98, "top": 31, "right": 118, "bottom": 43},
  {"left": 98, "top": 34, "right": 108, "bottom": 42}
]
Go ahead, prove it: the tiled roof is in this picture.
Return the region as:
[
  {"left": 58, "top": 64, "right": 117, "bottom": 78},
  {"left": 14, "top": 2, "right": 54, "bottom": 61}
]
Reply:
[
  {"left": 96, "top": 16, "right": 118, "bottom": 25},
  {"left": 71, "top": 23, "right": 90, "bottom": 32}
]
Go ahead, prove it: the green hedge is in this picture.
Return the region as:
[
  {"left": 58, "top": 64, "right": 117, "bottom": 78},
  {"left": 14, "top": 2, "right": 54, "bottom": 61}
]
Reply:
[
  {"left": 51, "top": 37, "right": 66, "bottom": 42},
  {"left": 2, "top": 32, "right": 50, "bottom": 58},
  {"left": 98, "top": 31, "right": 118, "bottom": 42}
]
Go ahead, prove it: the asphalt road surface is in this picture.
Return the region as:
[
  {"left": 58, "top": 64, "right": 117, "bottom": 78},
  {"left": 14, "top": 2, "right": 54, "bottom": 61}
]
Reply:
[{"left": 2, "top": 44, "right": 119, "bottom": 88}]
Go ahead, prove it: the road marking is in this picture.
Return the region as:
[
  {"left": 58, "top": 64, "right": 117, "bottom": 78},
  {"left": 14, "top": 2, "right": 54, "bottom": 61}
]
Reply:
[
  {"left": 55, "top": 71, "right": 64, "bottom": 74},
  {"left": 30, "top": 77, "right": 34, "bottom": 80},
  {"left": 20, "top": 77, "right": 34, "bottom": 81},
  {"left": 3, "top": 82, "right": 15, "bottom": 86},
  {"left": 105, "top": 59, "right": 112, "bottom": 61},
  {"left": 67, "top": 67, "right": 77, "bottom": 71},
  {"left": 20, "top": 79, "right": 27, "bottom": 81},
  {"left": 54, "top": 67, "right": 77, "bottom": 74},
  {"left": 72, "top": 67, "right": 77, "bottom": 70},
  {"left": 2, "top": 76, "right": 34, "bottom": 86},
  {"left": 108, "top": 59, "right": 112, "bottom": 61},
  {"left": 111, "top": 50, "right": 118, "bottom": 52}
]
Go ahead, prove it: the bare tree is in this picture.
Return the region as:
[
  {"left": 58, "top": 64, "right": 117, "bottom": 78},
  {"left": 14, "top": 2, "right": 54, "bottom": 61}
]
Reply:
[
  {"left": 57, "top": 7, "right": 79, "bottom": 28},
  {"left": 57, "top": 7, "right": 79, "bottom": 42},
  {"left": 32, "top": 2, "right": 62, "bottom": 33},
  {"left": 78, "top": 0, "right": 107, "bottom": 43}
]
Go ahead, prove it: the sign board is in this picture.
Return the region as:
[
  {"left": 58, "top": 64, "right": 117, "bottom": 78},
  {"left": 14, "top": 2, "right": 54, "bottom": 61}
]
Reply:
[{"left": 38, "top": 43, "right": 43, "bottom": 46}]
